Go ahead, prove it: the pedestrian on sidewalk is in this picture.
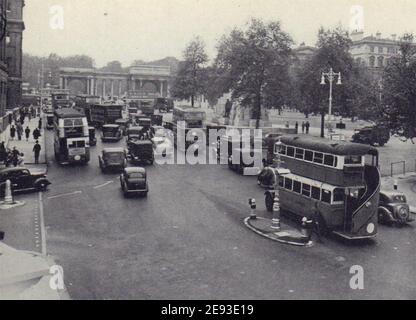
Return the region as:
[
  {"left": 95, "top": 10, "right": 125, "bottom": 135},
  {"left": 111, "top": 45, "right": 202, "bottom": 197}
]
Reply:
[
  {"left": 295, "top": 121, "right": 299, "bottom": 134},
  {"left": 33, "top": 140, "right": 41, "bottom": 164},
  {"left": 33, "top": 127, "right": 40, "bottom": 141},
  {"left": 0, "top": 142, "right": 6, "bottom": 163},
  {"left": 11, "top": 147, "right": 20, "bottom": 167},
  {"left": 25, "top": 126, "right": 30, "bottom": 141},
  {"left": 17, "top": 124, "right": 23, "bottom": 141},
  {"left": 305, "top": 121, "right": 310, "bottom": 134},
  {"left": 38, "top": 118, "right": 42, "bottom": 130},
  {"left": 10, "top": 125, "right": 16, "bottom": 140},
  {"left": 301, "top": 121, "right": 305, "bottom": 134}
]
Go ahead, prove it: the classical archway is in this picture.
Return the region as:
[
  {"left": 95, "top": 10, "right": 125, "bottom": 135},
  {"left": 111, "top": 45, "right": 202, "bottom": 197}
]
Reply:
[
  {"left": 141, "top": 80, "right": 158, "bottom": 93},
  {"left": 67, "top": 78, "right": 87, "bottom": 95}
]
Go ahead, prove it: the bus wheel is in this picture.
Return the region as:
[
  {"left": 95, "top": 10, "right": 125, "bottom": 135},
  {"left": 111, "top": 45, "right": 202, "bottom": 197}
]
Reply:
[{"left": 265, "top": 193, "right": 274, "bottom": 212}]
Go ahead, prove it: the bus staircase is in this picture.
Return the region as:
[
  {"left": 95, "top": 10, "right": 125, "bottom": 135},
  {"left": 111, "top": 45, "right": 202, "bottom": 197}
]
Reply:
[{"left": 337, "top": 165, "right": 380, "bottom": 238}]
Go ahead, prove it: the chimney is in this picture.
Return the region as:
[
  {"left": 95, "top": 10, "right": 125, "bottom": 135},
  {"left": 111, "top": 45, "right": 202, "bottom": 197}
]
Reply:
[{"left": 376, "top": 32, "right": 382, "bottom": 40}]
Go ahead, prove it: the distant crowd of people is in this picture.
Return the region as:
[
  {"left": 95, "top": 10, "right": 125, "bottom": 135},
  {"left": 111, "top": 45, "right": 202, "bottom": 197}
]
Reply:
[{"left": 285, "top": 121, "right": 311, "bottom": 134}]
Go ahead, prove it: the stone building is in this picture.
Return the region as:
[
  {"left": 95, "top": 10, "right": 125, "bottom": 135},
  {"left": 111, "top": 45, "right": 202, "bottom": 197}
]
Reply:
[
  {"left": 6, "top": 0, "right": 24, "bottom": 109},
  {"left": 0, "top": 0, "right": 8, "bottom": 117}
]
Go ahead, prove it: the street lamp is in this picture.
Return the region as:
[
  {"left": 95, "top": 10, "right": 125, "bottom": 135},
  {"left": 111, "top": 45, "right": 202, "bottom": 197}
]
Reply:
[{"left": 320, "top": 67, "right": 342, "bottom": 134}]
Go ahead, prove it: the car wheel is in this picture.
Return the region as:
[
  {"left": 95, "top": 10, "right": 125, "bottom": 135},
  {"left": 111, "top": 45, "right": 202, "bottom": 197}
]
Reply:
[{"left": 37, "top": 182, "right": 48, "bottom": 191}]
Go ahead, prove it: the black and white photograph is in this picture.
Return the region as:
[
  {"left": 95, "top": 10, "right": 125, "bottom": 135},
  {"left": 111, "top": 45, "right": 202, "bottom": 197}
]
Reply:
[{"left": 0, "top": 0, "right": 415, "bottom": 304}]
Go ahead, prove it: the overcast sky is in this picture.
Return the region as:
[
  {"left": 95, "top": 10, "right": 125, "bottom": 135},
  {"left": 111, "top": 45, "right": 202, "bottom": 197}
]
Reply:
[{"left": 23, "top": 0, "right": 416, "bottom": 67}]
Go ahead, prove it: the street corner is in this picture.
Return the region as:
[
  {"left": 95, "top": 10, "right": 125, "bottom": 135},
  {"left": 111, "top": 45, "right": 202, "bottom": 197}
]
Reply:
[{"left": 244, "top": 216, "right": 313, "bottom": 247}]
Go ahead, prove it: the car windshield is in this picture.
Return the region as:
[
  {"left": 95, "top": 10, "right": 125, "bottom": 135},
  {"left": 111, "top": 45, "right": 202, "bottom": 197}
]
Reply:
[
  {"left": 128, "top": 172, "right": 144, "bottom": 179},
  {"left": 103, "top": 127, "right": 118, "bottom": 133}
]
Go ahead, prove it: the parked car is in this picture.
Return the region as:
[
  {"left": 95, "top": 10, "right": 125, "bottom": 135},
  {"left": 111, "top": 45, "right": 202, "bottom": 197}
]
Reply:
[
  {"left": 378, "top": 190, "right": 414, "bottom": 225},
  {"left": 127, "top": 140, "right": 154, "bottom": 165},
  {"left": 98, "top": 148, "right": 127, "bottom": 173},
  {"left": 120, "top": 167, "right": 148, "bottom": 197},
  {"left": 0, "top": 167, "right": 51, "bottom": 195},
  {"left": 101, "top": 124, "right": 123, "bottom": 142}
]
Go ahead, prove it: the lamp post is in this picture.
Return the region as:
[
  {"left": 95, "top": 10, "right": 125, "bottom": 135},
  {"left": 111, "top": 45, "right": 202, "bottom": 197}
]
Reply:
[{"left": 320, "top": 67, "right": 342, "bottom": 137}]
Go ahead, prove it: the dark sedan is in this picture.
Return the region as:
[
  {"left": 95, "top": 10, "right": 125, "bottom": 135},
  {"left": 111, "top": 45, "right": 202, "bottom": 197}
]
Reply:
[
  {"left": 0, "top": 167, "right": 51, "bottom": 195},
  {"left": 120, "top": 167, "right": 148, "bottom": 197},
  {"left": 99, "top": 148, "right": 127, "bottom": 173}
]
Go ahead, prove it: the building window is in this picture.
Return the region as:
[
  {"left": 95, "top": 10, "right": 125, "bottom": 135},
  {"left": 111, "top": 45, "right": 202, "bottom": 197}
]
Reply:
[
  {"left": 369, "top": 56, "right": 375, "bottom": 68},
  {"left": 370, "top": 46, "right": 375, "bottom": 53},
  {"left": 377, "top": 56, "right": 384, "bottom": 68},
  {"left": 378, "top": 46, "right": 383, "bottom": 53}
]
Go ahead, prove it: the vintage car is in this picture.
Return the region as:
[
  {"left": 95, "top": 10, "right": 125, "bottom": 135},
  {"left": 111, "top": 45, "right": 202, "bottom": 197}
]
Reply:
[
  {"left": 228, "top": 147, "right": 262, "bottom": 174},
  {"left": 88, "top": 127, "right": 97, "bottom": 146},
  {"left": 126, "top": 126, "right": 142, "bottom": 142},
  {"left": 0, "top": 167, "right": 51, "bottom": 195},
  {"left": 98, "top": 148, "right": 127, "bottom": 173},
  {"left": 46, "top": 113, "right": 54, "bottom": 130},
  {"left": 151, "top": 137, "right": 174, "bottom": 157},
  {"left": 351, "top": 125, "right": 390, "bottom": 147},
  {"left": 120, "top": 167, "right": 148, "bottom": 197},
  {"left": 115, "top": 118, "right": 130, "bottom": 136},
  {"left": 127, "top": 140, "right": 154, "bottom": 165},
  {"left": 378, "top": 190, "right": 414, "bottom": 225},
  {"left": 101, "top": 124, "right": 123, "bottom": 142}
]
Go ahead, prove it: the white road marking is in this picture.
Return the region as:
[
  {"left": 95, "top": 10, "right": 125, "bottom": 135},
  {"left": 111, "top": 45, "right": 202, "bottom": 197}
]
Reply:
[
  {"left": 38, "top": 192, "right": 47, "bottom": 255},
  {"left": 93, "top": 180, "right": 114, "bottom": 189},
  {"left": 47, "top": 190, "right": 82, "bottom": 200}
]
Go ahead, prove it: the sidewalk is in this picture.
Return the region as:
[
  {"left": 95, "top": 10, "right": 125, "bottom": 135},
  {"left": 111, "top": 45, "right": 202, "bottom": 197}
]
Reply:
[{"left": 6, "top": 115, "right": 47, "bottom": 167}]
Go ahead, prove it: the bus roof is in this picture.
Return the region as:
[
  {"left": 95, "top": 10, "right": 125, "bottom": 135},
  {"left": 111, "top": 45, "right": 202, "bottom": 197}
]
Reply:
[
  {"left": 54, "top": 108, "right": 84, "bottom": 118},
  {"left": 279, "top": 135, "right": 378, "bottom": 156}
]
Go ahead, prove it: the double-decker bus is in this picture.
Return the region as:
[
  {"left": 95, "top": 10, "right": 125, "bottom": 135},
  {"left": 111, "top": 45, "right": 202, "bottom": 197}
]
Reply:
[
  {"left": 89, "top": 104, "right": 123, "bottom": 128},
  {"left": 166, "top": 106, "right": 206, "bottom": 151},
  {"left": 53, "top": 108, "right": 90, "bottom": 165},
  {"left": 52, "top": 90, "right": 71, "bottom": 110},
  {"left": 266, "top": 135, "right": 380, "bottom": 240},
  {"left": 73, "top": 95, "right": 101, "bottom": 122}
]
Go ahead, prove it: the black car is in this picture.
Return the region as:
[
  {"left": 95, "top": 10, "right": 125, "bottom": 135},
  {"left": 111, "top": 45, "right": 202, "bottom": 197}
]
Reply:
[
  {"left": 127, "top": 140, "right": 154, "bottom": 165},
  {"left": 351, "top": 125, "right": 390, "bottom": 146},
  {"left": 120, "top": 167, "right": 148, "bottom": 197},
  {"left": 98, "top": 148, "right": 127, "bottom": 173},
  {"left": 378, "top": 190, "right": 414, "bottom": 225},
  {"left": 0, "top": 167, "right": 51, "bottom": 195}
]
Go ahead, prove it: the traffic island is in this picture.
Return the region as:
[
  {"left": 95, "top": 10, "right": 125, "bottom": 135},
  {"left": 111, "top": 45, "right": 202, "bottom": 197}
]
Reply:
[
  {"left": 244, "top": 216, "right": 313, "bottom": 247},
  {"left": 0, "top": 200, "right": 25, "bottom": 210}
]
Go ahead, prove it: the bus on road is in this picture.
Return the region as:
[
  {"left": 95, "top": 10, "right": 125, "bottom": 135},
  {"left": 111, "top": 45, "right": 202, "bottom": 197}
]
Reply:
[
  {"left": 53, "top": 108, "right": 90, "bottom": 165},
  {"left": 265, "top": 135, "right": 380, "bottom": 240},
  {"left": 51, "top": 90, "right": 72, "bottom": 110},
  {"left": 89, "top": 104, "right": 123, "bottom": 127}
]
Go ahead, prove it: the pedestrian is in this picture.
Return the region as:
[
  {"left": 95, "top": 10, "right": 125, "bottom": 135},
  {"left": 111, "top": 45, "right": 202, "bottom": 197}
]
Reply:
[
  {"left": 38, "top": 118, "right": 42, "bottom": 130},
  {"left": 285, "top": 121, "right": 290, "bottom": 128},
  {"left": 295, "top": 121, "right": 299, "bottom": 134},
  {"left": 301, "top": 121, "right": 305, "bottom": 134},
  {"left": 305, "top": 121, "right": 310, "bottom": 134},
  {"left": 33, "top": 127, "right": 40, "bottom": 141},
  {"left": 312, "top": 202, "right": 324, "bottom": 243},
  {"left": 11, "top": 147, "right": 20, "bottom": 167},
  {"left": 33, "top": 140, "right": 41, "bottom": 164},
  {"left": 25, "top": 126, "right": 30, "bottom": 141},
  {"left": 0, "top": 142, "right": 6, "bottom": 163},
  {"left": 10, "top": 125, "right": 16, "bottom": 140}
]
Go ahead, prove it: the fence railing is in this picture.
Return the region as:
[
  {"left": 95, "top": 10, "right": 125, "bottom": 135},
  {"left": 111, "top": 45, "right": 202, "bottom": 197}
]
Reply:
[{"left": 380, "top": 159, "right": 416, "bottom": 177}]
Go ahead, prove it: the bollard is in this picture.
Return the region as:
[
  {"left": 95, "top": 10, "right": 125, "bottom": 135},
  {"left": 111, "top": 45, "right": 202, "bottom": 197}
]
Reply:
[
  {"left": 249, "top": 198, "right": 257, "bottom": 219},
  {"left": 271, "top": 195, "right": 281, "bottom": 230},
  {"left": 394, "top": 179, "right": 398, "bottom": 190},
  {"left": 301, "top": 217, "right": 313, "bottom": 241},
  {"left": 3, "top": 179, "right": 14, "bottom": 205}
]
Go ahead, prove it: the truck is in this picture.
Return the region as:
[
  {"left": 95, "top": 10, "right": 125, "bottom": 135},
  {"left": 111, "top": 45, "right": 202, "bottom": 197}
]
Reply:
[
  {"left": 351, "top": 124, "right": 390, "bottom": 147},
  {"left": 89, "top": 104, "right": 124, "bottom": 128}
]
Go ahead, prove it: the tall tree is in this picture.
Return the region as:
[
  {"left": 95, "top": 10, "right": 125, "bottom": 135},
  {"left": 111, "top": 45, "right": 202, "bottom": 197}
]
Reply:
[
  {"left": 382, "top": 33, "right": 416, "bottom": 142},
  {"left": 100, "top": 60, "right": 123, "bottom": 73},
  {"left": 297, "top": 27, "right": 375, "bottom": 136},
  {"left": 213, "top": 18, "right": 294, "bottom": 128},
  {"left": 171, "top": 36, "right": 208, "bottom": 107}
]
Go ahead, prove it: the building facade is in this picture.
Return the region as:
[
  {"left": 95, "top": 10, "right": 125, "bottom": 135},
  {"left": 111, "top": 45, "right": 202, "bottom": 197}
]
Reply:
[
  {"left": 0, "top": 0, "right": 8, "bottom": 117},
  {"left": 6, "top": 0, "right": 24, "bottom": 110}
]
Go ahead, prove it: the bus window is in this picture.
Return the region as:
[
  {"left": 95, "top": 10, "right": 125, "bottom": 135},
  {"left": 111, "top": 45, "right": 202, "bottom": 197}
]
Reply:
[
  {"left": 333, "top": 188, "right": 345, "bottom": 203},
  {"left": 68, "top": 140, "right": 85, "bottom": 148},
  {"left": 324, "top": 154, "right": 335, "bottom": 166},
  {"left": 293, "top": 180, "right": 301, "bottom": 193},
  {"left": 277, "top": 145, "right": 286, "bottom": 155},
  {"left": 304, "top": 150, "right": 313, "bottom": 162},
  {"left": 286, "top": 147, "right": 295, "bottom": 157},
  {"left": 313, "top": 152, "right": 323, "bottom": 164},
  {"left": 311, "top": 186, "right": 320, "bottom": 200},
  {"left": 344, "top": 155, "right": 362, "bottom": 165},
  {"left": 302, "top": 183, "right": 311, "bottom": 197},
  {"left": 322, "top": 189, "right": 331, "bottom": 203},
  {"left": 295, "top": 148, "right": 304, "bottom": 159},
  {"left": 284, "top": 178, "right": 293, "bottom": 190}
]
